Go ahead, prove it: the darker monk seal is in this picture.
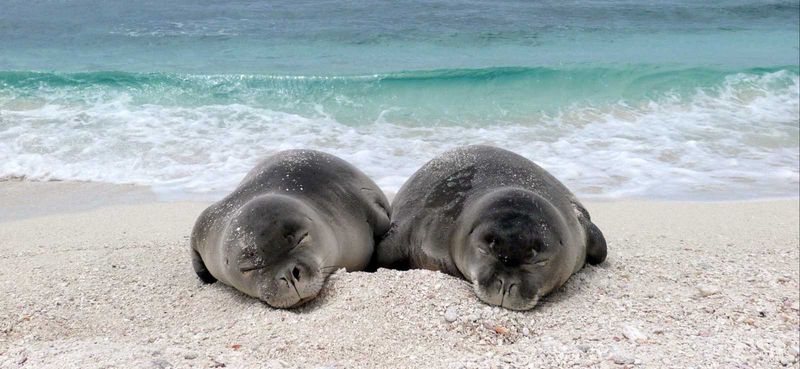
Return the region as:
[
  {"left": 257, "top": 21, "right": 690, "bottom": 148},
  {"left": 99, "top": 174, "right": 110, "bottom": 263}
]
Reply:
[
  {"left": 374, "top": 145, "right": 606, "bottom": 310},
  {"left": 191, "top": 149, "right": 390, "bottom": 308}
]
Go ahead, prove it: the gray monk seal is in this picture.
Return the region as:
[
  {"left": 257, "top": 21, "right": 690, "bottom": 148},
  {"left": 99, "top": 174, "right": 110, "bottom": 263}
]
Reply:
[
  {"left": 191, "top": 149, "right": 390, "bottom": 308},
  {"left": 374, "top": 145, "right": 606, "bottom": 310}
]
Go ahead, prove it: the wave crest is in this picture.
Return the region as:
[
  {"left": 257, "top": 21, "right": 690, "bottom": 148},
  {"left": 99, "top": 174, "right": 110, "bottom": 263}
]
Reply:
[{"left": 0, "top": 66, "right": 798, "bottom": 200}]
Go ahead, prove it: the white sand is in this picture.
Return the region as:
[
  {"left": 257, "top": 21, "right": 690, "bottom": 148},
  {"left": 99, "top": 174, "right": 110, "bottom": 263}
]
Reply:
[{"left": 0, "top": 182, "right": 798, "bottom": 368}]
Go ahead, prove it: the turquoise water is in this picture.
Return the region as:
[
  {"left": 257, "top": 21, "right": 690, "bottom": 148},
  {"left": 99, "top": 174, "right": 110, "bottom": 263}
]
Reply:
[{"left": 0, "top": 1, "right": 798, "bottom": 199}]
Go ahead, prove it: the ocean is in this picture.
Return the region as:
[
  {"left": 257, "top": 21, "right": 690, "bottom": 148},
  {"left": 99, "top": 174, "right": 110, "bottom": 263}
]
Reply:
[{"left": 0, "top": 0, "right": 798, "bottom": 200}]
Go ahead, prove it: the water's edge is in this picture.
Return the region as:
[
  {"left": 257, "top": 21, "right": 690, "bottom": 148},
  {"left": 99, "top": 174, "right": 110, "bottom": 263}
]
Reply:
[{"left": 1, "top": 66, "right": 798, "bottom": 200}]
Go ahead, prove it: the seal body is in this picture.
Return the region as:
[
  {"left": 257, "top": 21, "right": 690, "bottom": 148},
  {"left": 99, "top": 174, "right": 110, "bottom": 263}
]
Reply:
[
  {"left": 191, "top": 150, "right": 390, "bottom": 308},
  {"left": 374, "top": 145, "right": 606, "bottom": 310}
]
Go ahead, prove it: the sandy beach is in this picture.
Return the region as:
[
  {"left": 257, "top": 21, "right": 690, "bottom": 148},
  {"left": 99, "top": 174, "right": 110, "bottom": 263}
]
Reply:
[
  {"left": 0, "top": 181, "right": 798, "bottom": 368},
  {"left": 2, "top": 1, "right": 798, "bottom": 368}
]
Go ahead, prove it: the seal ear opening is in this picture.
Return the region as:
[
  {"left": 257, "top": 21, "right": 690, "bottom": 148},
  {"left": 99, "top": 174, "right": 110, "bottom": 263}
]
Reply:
[
  {"left": 192, "top": 248, "right": 217, "bottom": 284},
  {"left": 585, "top": 223, "right": 607, "bottom": 265}
]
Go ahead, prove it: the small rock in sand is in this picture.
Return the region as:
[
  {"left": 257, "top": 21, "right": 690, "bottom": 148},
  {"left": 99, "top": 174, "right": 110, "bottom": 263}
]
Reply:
[
  {"left": 444, "top": 307, "right": 459, "bottom": 323},
  {"left": 493, "top": 325, "right": 509, "bottom": 335},
  {"left": 696, "top": 284, "right": 721, "bottom": 297},
  {"left": 611, "top": 350, "right": 635, "bottom": 365},
  {"left": 622, "top": 324, "right": 647, "bottom": 343},
  {"left": 151, "top": 359, "right": 172, "bottom": 369}
]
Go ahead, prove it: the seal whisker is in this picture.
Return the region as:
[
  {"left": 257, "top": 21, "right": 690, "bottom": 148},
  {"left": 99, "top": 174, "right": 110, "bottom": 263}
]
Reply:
[
  {"left": 320, "top": 264, "right": 345, "bottom": 269},
  {"left": 319, "top": 265, "right": 346, "bottom": 276},
  {"left": 319, "top": 269, "right": 340, "bottom": 280},
  {"left": 239, "top": 264, "right": 269, "bottom": 272}
]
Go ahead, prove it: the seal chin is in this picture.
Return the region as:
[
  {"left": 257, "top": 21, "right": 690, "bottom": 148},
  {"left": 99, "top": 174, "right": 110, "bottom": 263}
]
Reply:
[
  {"left": 499, "top": 294, "right": 540, "bottom": 311},
  {"left": 264, "top": 293, "right": 318, "bottom": 309}
]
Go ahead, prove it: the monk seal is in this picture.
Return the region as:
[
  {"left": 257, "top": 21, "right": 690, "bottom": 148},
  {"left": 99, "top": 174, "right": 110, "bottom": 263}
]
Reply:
[
  {"left": 374, "top": 145, "right": 606, "bottom": 310},
  {"left": 191, "top": 149, "right": 390, "bottom": 308}
]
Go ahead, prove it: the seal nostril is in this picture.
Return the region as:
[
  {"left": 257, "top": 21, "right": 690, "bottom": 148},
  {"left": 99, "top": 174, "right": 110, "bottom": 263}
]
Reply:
[
  {"left": 494, "top": 278, "right": 504, "bottom": 293},
  {"left": 292, "top": 266, "right": 301, "bottom": 281},
  {"left": 507, "top": 283, "right": 517, "bottom": 295}
]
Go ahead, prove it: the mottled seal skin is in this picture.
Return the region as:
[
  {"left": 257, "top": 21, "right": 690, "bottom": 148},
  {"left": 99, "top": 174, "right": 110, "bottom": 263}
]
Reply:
[
  {"left": 374, "top": 145, "right": 606, "bottom": 310},
  {"left": 191, "top": 150, "right": 390, "bottom": 308}
]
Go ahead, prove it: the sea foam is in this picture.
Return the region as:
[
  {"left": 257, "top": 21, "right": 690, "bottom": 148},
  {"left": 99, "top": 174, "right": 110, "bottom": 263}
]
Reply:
[{"left": 0, "top": 69, "right": 797, "bottom": 201}]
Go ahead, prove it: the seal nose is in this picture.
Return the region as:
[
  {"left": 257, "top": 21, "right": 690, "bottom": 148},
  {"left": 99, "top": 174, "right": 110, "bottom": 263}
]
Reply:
[
  {"left": 280, "top": 264, "right": 303, "bottom": 284},
  {"left": 291, "top": 265, "right": 301, "bottom": 282},
  {"left": 495, "top": 277, "right": 517, "bottom": 295},
  {"left": 277, "top": 264, "right": 303, "bottom": 287}
]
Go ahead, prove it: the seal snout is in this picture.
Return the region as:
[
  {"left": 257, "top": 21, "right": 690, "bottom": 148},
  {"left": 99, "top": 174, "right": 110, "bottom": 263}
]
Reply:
[
  {"left": 472, "top": 271, "right": 539, "bottom": 311},
  {"left": 278, "top": 263, "right": 304, "bottom": 291},
  {"left": 264, "top": 261, "right": 322, "bottom": 308},
  {"left": 492, "top": 277, "right": 520, "bottom": 306},
  {"left": 492, "top": 276, "right": 521, "bottom": 306}
]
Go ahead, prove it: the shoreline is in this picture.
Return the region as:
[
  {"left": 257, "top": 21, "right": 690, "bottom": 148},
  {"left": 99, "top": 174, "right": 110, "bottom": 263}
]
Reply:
[
  {"left": 0, "top": 181, "right": 798, "bottom": 368},
  {"left": 3, "top": 180, "right": 798, "bottom": 222},
  {"left": 0, "top": 181, "right": 160, "bottom": 223}
]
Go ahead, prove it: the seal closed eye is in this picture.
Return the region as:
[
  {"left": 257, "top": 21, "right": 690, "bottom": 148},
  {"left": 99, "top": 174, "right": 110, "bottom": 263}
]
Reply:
[
  {"left": 190, "top": 149, "right": 391, "bottom": 308},
  {"left": 373, "top": 145, "right": 606, "bottom": 310}
]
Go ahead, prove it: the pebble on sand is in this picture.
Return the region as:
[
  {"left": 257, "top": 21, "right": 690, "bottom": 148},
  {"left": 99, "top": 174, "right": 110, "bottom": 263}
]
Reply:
[
  {"left": 444, "top": 307, "right": 459, "bottom": 323},
  {"left": 622, "top": 324, "right": 647, "bottom": 343},
  {"left": 611, "top": 350, "right": 636, "bottom": 365},
  {"left": 696, "top": 284, "right": 721, "bottom": 297}
]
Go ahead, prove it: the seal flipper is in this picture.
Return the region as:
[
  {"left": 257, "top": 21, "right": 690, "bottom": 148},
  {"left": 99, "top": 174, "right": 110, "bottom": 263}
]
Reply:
[
  {"left": 360, "top": 188, "right": 391, "bottom": 237},
  {"left": 585, "top": 222, "right": 607, "bottom": 265},
  {"left": 569, "top": 200, "right": 606, "bottom": 265},
  {"left": 369, "top": 223, "right": 411, "bottom": 271},
  {"left": 191, "top": 248, "right": 217, "bottom": 284},
  {"left": 190, "top": 207, "right": 217, "bottom": 283}
]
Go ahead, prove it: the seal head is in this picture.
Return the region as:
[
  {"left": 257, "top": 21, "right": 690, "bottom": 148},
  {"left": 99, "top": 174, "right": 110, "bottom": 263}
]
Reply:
[
  {"left": 223, "top": 194, "right": 337, "bottom": 308},
  {"left": 453, "top": 188, "right": 577, "bottom": 310}
]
